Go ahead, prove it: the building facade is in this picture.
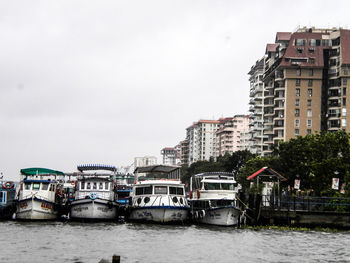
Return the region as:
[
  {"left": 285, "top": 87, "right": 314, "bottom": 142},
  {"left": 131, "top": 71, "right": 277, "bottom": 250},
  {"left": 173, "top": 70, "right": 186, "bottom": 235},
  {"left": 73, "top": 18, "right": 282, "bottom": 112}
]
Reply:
[
  {"left": 160, "top": 147, "right": 179, "bottom": 165},
  {"left": 134, "top": 156, "right": 157, "bottom": 168},
  {"left": 250, "top": 27, "right": 350, "bottom": 155},
  {"left": 186, "top": 120, "right": 220, "bottom": 165}
]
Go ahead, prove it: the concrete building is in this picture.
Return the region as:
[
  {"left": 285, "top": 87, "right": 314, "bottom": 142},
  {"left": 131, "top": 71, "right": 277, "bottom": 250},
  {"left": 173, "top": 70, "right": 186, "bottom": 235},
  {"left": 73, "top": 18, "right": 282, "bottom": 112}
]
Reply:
[
  {"left": 214, "top": 115, "right": 251, "bottom": 157},
  {"left": 250, "top": 27, "right": 350, "bottom": 155},
  {"left": 179, "top": 139, "right": 189, "bottom": 166},
  {"left": 160, "top": 147, "right": 178, "bottom": 165},
  {"left": 134, "top": 156, "right": 157, "bottom": 168},
  {"left": 248, "top": 58, "right": 266, "bottom": 155},
  {"left": 186, "top": 119, "right": 220, "bottom": 165}
]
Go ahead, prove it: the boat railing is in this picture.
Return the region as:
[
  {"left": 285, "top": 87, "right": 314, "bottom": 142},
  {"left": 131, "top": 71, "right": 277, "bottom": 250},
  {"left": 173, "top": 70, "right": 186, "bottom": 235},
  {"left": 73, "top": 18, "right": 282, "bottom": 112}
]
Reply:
[
  {"left": 21, "top": 193, "right": 52, "bottom": 202},
  {"left": 76, "top": 191, "right": 114, "bottom": 201}
]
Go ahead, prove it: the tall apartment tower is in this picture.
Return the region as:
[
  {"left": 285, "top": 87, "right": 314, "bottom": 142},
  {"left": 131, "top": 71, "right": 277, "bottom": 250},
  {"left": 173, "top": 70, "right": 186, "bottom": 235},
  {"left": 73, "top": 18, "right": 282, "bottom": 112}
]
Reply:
[
  {"left": 186, "top": 120, "right": 220, "bottom": 165},
  {"left": 251, "top": 27, "right": 350, "bottom": 155},
  {"left": 248, "top": 58, "right": 266, "bottom": 155}
]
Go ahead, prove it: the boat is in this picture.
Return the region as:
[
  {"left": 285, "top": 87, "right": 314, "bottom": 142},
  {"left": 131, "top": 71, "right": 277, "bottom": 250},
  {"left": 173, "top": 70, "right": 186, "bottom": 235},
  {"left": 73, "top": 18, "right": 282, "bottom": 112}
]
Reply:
[
  {"left": 128, "top": 165, "right": 189, "bottom": 223},
  {"left": 0, "top": 179, "right": 17, "bottom": 219},
  {"left": 70, "top": 164, "right": 118, "bottom": 221},
  {"left": 16, "top": 167, "right": 65, "bottom": 220},
  {"left": 189, "top": 172, "right": 242, "bottom": 226}
]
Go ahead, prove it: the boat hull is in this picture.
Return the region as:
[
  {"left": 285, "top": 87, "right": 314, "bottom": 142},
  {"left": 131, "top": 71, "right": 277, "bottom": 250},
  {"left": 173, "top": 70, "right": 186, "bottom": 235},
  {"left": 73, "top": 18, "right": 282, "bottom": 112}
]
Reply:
[
  {"left": 16, "top": 198, "right": 58, "bottom": 220},
  {"left": 70, "top": 199, "right": 117, "bottom": 220},
  {"left": 193, "top": 206, "right": 240, "bottom": 226},
  {"left": 129, "top": 207, "right": 188, "bottom": 223}
]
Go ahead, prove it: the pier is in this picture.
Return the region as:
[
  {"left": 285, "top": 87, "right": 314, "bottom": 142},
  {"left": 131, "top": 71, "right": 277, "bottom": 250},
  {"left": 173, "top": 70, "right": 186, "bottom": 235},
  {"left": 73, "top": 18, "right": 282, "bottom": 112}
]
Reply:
[{"left": 249, "top": 194, "right": 350, "bottom": 228}]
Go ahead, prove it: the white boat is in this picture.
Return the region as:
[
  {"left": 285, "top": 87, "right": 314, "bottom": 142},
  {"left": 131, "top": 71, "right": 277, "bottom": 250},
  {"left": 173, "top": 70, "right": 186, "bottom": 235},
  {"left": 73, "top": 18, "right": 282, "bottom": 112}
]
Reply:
[
  {"left": 189, "top": 172, "right": 242, "bottom": 226},
  {"left": 70, "top": 164, "right": 118, "bottom": 221},
  {"left": 128, "top": 165, "right": 189, "bottom": 223},
  {"left": 16, "top": 168, "right": 65, "bottom": 220}
]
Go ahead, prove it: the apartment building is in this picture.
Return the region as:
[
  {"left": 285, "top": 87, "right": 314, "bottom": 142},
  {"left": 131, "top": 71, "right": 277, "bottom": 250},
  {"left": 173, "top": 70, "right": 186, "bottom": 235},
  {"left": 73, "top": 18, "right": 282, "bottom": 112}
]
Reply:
[
  {"left": 160, "top": 147, "right": 180, "bottom": 165},
  {"left": 186, "top": 120, "right": 220, "bottom": 165},
  {"left": 250, "top": 27, "right": 350, "bottom": 155},
  {"left": 134, "top": 156, "right": 157, "bottom": 168},
  {"left": 214, "top": 115, "right": 251, "bottom": 157},
  {"left": 248, "top": 58, "right": 266, "bottom": 155}
]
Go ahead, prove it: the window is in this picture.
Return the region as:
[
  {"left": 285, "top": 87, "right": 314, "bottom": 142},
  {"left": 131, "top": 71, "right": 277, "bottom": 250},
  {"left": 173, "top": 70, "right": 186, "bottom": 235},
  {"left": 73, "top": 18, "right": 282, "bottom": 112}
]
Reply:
[
  {"left": 0, "top": 192, "right": 4, "bottom": 203},
  {"left": 295, "top": 39, "right": 306, "bottom": 46},
  {"left": 295, "top": 119, "right": 300, "bottom": 127},
  {"left": 87, "top": 182, "right": 91, "bottom": 190},
  {"left": 308, "top": 69, "right": 313, "bottom": 76},
  {"left": 308, "top": 88, "right": 313, "bottom": 96},
  {"left": 296, "top": 88, "right": 300, "bottom": 96},
  {"left": 343, "top": 67, "right": 349, "bottom": 75},
  {"left": 307, "top": 129, "right": 312, "bottom": 135},
  {"left": 295, "top": 109, "right": 300, "bottom": 117},
  {"left": 307, "top": 119, "right": 312, "bottom": 127},
  {"left": 93, "top": 182, "right": 97, "bottom": 190},
  {"left": 154, "top": 186, "right": 167, "bottom": 194},
  {"left": 342, "top": 108, "right": 347, "bottom": 117},
  {"left": 307, "top": 109, "right": 312, "bottom": 117},
  {"left": 169, "top": 187, "right": 184, "bottom": 195},
  {"left": 25, "top": 183, "right": 31, "bottom": 190},
  {"left": 135, "top": 186, "right": 153, "bottom": 195},
  {"left": 295, "top": 99, "right": 300, "bottom": 106},
  {"left": 105, "top": 182, "right": 109, "bottom": 190},
  {"left": 296, "top": 69, "right": 301, "bottom": 76},
  {"left": 343, "top": 88, "right": 347, "bottom": 96},
  {"left": 307, "top": 99, "right": 312, "bottom": 106},
  {"left": 309, "top": 39, "right": 316, "bottom": 46},
  {"left": 204, "top": 183, "right": 221, "bottom": 190},
  {"left": 41, "top": 183, "right": 49, "bottom": 191},
  {"left": 343, "top": 78, "right": 347, "bottom": 85},
  {"left": 296, "top": 79, "right": 301, "bottom": 86},
  {"left": 297, "top": 48, "right": 303, "bottom": 54},
  {"left": 81, "top": 182, "right": 85, "bottom": 190},
  {"left": 309, "top": 48, "right": 315, "bottom": 54},
  {"left": 343, "top": 98, "right": 347, "bottom": 106},
  {"left": 342, "top": 119, "right": 347, "bottom": 127},
  {"left": 99, "top": 182, "right": 103, "bottom": 190},
  {"left": 295, "top": 129, "right": 299, "bottom": 136},
  {"left": 33, "top": 183, "right": 40, "bottom": 190},
  {"left": 308, "top": 79, "right": 313, "bottom": 87},
  {"left": 309, "top": 58, "right": 315, "bottom": 64}
]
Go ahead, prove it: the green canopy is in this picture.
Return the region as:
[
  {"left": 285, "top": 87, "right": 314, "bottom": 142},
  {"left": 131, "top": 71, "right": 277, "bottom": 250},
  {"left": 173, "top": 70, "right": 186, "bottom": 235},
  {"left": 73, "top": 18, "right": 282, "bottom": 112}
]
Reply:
[{"left": 20, "top": 167, "right": 65, "bottom": 176}]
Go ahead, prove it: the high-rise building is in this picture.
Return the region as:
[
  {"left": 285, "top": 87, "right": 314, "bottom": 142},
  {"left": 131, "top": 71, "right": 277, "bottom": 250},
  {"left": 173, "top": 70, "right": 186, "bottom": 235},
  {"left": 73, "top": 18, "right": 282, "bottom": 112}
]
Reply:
[
  {"left": 160, "top": 147, "right": 179, "bottom": 165},
  {"left": 250, "top": 27, "right": 350, "bottom": 155},
  {"left": 186, "top": 120, "right": 220, "bottom": 164}
]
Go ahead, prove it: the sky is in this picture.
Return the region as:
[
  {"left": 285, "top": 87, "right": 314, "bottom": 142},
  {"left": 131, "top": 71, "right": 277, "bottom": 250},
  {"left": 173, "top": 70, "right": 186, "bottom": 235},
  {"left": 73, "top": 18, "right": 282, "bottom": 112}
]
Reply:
[{"left": 1, "top": 0, "right": 350, "bottom": 180}]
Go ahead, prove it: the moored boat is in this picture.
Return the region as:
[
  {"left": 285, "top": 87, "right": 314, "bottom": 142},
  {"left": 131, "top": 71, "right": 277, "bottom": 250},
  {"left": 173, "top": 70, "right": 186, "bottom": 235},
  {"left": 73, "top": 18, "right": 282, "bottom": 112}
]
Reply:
[
  {"left": 16, "top": 168, "right": 65, "bottom": 220},
  {"left": 0, "top": 180, "right": 17, "bottom": 219},
  {"left": 189, "top": 172, "right": 242, "bottom": 226},
  {"left": 70, "top": 164, "right": 118, "bottom": 221},
  {"left": 128, "top": 165, "right": 189, "bottom": 223}
]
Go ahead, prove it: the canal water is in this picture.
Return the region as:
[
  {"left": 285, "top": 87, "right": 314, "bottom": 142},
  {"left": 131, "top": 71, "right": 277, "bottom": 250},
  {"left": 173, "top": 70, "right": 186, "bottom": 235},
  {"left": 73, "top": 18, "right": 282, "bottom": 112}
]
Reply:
[{"left": 0, "top": 221, "right": 349, "bottom": 263}]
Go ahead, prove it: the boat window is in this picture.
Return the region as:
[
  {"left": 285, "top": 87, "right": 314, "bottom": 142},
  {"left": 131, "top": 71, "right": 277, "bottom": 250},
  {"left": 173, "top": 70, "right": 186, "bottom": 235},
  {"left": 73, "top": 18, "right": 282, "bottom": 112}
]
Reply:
[
  {"left": 24, "top": 183, "right": 31, "bottom": 190},
  {"left": 50, "top": 184, "right": 56, "bottom": 192},
  {"left": 154, "top": 186, "right": 167, "bottom": 195},
  {"left": 221, "top": 183, "right": 234, "bottom": 190},
  {"left": 33, "top": 183, "right": 40, "bottom": 190},
  {"left": 203, "top": 183, "right": 220, "bottom": 190},
  {"left": 176, "top": 187, "right": 184, "bottom": 195},
  {"left": 0, "top": 192, "right": 3, "bottom": 203},
  {"left": 81, "top": 182, "right": 85, "bottom": 190},
  {"left": 169, "top": 187, "right": 177, "bottom": 195},
  {"left": 105, "top": 182, "right": 109, "bottom": 190},
  {"left": 135, "top": 186, "right": 153, "bottom": 195},
  {"left": 87, "top": 182, "right": 91, "bottom": 190},
  {"left": 41, "top": 183, "right": 49, "bottom": 191},
  {"left": 93, "top": 182, "right": 97, "bottom": 190},
  {"left": 99, "top": 182, "right": 103, "bottom": 190}
]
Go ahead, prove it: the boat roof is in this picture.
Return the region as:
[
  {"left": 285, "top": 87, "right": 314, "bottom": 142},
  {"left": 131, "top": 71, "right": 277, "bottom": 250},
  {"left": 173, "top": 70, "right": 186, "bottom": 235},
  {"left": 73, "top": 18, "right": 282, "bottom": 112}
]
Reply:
[
  {"left": 77, "top": 164, "right": 117, "bottom": 172},
  {"left": 194, "top": 172, "right": 235, "bottom": 179},
  {"left": 20, "top": 167, "right": 65, "bottom": 176},
  {"left": 135, "top": 180, "right": 184, "bottom": 186},
  {"left": 23, "top": 179, "right": 57, "bottom": 184},
  {"left": 201, "top": 178, "right": 237, "bottom": 183},
  {"left": 134, "top": 165, "right": 180, "bottom": 174}
]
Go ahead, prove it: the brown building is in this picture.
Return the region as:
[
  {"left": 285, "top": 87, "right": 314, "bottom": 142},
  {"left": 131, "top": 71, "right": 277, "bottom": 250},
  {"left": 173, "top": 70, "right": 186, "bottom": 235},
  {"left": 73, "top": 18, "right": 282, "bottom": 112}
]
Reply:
[{"left": 251, "top": 27, "right": 350, "bottom": 155}]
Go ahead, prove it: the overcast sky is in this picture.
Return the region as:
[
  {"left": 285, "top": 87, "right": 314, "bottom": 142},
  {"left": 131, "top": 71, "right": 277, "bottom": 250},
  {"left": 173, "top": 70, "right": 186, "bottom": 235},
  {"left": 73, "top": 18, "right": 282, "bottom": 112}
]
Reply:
[{"left": 1, "top": 0, "right": 349, "bottom": 179}]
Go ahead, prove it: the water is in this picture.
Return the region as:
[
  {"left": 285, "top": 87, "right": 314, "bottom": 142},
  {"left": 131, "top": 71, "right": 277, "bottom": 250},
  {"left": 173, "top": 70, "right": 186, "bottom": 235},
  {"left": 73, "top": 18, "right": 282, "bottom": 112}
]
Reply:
[{"left": 0, "top": 221, "right": 349, "bottom": 263}]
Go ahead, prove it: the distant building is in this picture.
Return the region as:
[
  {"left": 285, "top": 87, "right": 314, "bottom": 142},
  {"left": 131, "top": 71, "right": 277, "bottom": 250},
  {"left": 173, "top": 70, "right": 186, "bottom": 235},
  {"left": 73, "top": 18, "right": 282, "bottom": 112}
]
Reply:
[
  {"left": 134, "top": 156, "right": 157, "bottom": 168},
  {"left": 179, "top": 139, "right": 189, "bottom": 166},
  {"left": 186, "top": 119, "right": 220, "bottom": 165},
  {"left": 250, "top": 27, "right": 350, "bottom": 156},
  {"left": 160, "top": 147, "right": 178, "bottom": 165},
  {"left": 214, "top": 115, "right": 251, "bottom": 157}
]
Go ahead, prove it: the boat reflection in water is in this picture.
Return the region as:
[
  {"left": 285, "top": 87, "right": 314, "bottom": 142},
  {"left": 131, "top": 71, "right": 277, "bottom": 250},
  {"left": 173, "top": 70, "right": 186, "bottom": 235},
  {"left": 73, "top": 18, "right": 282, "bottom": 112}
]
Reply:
[
  {"left": 70, "top": 164, "right": 118, "bottom": 221},
  {"left": 190, "top": 172, "right": 242, "bottom": 226},
  {"left": 128, "top": 165, "right": 189, "bottom": 224},
  {"left": 16, "top": 168, "right": 65, "bottom": 220}
]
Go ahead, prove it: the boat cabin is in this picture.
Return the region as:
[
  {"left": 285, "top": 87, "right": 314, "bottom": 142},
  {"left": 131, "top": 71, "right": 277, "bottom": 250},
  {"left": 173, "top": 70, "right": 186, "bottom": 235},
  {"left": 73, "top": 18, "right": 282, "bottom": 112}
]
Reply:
[
  {"left": 20, "top": 180, "right": 58, "bottom": 201},
  {"left": 76, "top": 177, "right": 115, "bottom": 201}
]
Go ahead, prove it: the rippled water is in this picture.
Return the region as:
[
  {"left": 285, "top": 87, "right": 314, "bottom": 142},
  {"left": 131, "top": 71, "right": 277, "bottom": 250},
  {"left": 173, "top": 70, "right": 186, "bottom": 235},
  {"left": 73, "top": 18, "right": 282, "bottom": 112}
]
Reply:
[{"left": 1, "top": 221, "right": 349, "bottom": 263}]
